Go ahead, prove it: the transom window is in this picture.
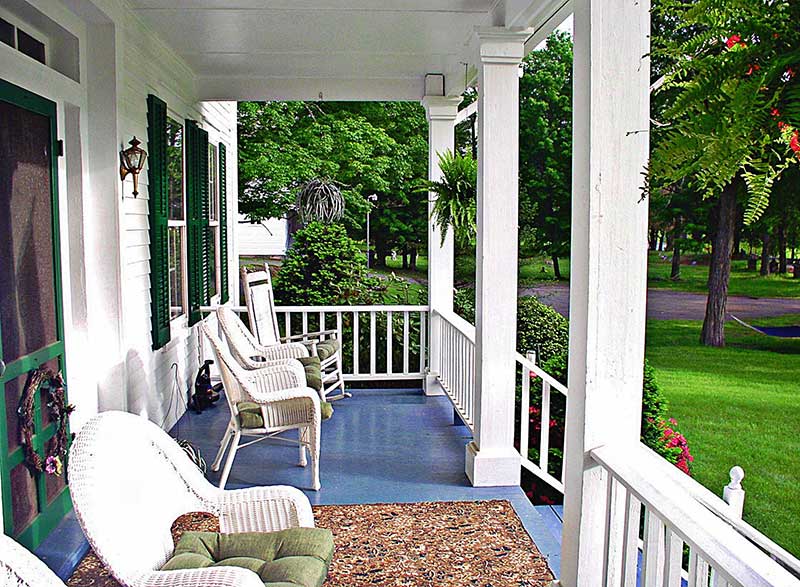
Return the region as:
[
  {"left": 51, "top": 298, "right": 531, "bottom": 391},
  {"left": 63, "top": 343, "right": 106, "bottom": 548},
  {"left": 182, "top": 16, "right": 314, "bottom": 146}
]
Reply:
[{"left": 166, "top": 117, "right": 186, "bottom": 319}]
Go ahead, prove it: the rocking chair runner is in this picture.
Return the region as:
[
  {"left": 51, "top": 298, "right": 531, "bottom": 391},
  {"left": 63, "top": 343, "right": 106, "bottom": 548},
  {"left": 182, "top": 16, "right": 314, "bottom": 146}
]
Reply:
[
  {"left": 201, "top": 321, "right": 322, "bottom": 491},
  {"left": 241, "top": 267, "right": 348, "bottom": 400}
]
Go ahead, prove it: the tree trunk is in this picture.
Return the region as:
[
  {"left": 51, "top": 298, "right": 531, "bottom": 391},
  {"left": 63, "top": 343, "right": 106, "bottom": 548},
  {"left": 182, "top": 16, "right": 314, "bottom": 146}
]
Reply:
[
  {"left": 670, "top": 241, "right": 681, "bottom": 280},
  {"left": 551, "top": 255, "right": 562, "bottom": 280},
  {"left": 701, "top": 183, "right": 737, "bottom": 347},
  {"left": 402, "top": 246, "right": 408, "bottom": 270},
  {"left": 409, "top": 247, "right": 418, "bottom": 271},
  {"left": 778, "top": 223, "right": 787, "bottom": 273},
  {"left": 648, "top": 229, "right": 658, "bottom": 251},
  {"left": 373, "top": 240, "right": 389, "bottom": 269},
  {"left": 760, "top": 232, "right": 771, "bottom": 276}
]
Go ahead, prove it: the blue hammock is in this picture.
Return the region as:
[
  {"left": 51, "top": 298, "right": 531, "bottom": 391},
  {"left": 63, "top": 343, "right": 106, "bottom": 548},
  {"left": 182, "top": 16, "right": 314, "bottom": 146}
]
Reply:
[{"left": 729, "top": 315, "right": 800, "bottom": 338}]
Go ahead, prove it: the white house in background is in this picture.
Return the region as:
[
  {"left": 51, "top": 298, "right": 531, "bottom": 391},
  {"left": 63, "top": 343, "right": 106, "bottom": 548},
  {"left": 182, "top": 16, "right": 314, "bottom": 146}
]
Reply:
[
  {"left": 237, "top": 215, "right": 288, "bottom": 259},
  {"left": 1, "top": 0, "right": 798, "bottom": 585}
]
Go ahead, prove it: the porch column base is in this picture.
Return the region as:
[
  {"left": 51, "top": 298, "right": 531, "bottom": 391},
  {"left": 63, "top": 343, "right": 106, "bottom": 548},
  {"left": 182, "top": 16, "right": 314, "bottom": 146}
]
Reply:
[
  {"left": 424, "top": 373, "right": 445, "bottom": 396},
  {"left": 465, "top": 441, "right": 520, "bottom": 487}
]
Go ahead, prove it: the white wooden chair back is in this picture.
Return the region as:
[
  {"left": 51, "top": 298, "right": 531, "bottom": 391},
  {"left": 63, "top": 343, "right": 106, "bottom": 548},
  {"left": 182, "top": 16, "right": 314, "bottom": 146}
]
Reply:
[{"left": 241, "top": 267, "right": 281, "bottom": 346}]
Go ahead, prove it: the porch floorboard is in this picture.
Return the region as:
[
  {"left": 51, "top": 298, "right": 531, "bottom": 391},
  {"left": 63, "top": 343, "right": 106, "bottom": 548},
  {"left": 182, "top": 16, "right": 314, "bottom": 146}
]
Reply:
[{"left": 37, "top": 388, "right": 562, "bottom": 579}]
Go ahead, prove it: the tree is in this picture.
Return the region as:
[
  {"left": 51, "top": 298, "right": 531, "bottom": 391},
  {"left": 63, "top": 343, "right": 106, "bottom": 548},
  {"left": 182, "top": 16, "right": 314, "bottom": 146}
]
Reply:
[
  {"left": 650, "top": 0, "right": 800, "bottom": 346},
  {"left": 518, "top": 32, "right": 574, "bottom": 279},
  {"left": 238, "top": 101, "right": 428, "bottom": 268}
]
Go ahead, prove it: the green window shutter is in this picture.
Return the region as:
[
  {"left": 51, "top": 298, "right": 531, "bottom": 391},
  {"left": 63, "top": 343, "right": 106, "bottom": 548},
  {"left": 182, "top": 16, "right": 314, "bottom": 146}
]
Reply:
[
  {"left": 186, "top": 120, "right": 209, "bottom": 326},
  {"left": 147, "top": 94, "right": 171, "bottom": 350},
  {"left": 218, "top": 143, "right": 229, "bottom": 304}
]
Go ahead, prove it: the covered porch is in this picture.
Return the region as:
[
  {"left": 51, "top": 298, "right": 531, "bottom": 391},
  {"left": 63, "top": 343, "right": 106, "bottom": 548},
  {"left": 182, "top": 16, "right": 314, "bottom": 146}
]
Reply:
[{"left": 1, "top": 0, "right": 798, "bottom": 585}]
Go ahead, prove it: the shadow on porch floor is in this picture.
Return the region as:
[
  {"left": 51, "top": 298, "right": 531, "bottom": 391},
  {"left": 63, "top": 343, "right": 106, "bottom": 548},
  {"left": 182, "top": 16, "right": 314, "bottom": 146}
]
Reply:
[{"left": 36, "top": 388, "right": 562, "bottom": 579}]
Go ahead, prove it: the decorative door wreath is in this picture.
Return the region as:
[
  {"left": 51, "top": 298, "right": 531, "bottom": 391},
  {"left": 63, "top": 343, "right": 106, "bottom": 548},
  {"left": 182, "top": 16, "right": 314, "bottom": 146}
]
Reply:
[{"left": 18, "top": 368, "right": 74, "bottom": 476}]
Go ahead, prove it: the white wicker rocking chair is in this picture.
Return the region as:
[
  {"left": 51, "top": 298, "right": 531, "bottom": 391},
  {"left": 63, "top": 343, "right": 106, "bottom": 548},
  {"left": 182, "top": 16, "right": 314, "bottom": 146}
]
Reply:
[
  {"left": 241, "top": 267, "right": 348, "bottom": 401},
  {"left": 68, "top": 410, "right": 315, "bottom": 587},
  {"left": 201, "top": 321, "right": 322, "bottom": 491},
  {"left": 0, "top": 534, "right": 65, "bottom": 587}
]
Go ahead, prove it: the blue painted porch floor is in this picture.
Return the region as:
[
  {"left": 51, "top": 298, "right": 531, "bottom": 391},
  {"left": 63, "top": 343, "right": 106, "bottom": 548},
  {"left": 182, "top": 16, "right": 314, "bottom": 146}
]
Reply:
[{"left": 37, "top": 388, "right": 563, "bottom": 579}]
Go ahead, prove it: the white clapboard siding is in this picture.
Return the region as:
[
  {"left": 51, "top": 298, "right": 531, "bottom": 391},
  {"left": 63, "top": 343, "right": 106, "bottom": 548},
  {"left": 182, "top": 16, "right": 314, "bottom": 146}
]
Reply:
[{"left": 237, "top": 216, "right": 288, "bottom": 257}]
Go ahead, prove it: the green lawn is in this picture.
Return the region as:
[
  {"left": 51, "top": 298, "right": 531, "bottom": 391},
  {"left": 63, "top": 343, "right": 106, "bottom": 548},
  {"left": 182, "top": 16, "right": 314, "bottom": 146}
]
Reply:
[
  {"left": 384, "top": 252, "right": 800, "bottom": 298},
  {"left": 648, "top": 252, "right": 799, "bottom": 298},
  {"left": 645, "top": 318, "right": 800, "bottom": 557}
]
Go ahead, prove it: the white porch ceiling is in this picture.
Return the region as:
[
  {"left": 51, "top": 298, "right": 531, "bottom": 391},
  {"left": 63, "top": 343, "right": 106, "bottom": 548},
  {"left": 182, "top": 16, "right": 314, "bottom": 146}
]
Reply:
[{"left": 128, "top": 0, "right": 569, "bottom": 101}]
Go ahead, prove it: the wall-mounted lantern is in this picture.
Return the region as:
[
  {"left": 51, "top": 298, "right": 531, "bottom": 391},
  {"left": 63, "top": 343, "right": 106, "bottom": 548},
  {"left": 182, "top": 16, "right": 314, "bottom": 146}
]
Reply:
[{"left": 119, "top": 136, "right": 147, "bottom": 197}]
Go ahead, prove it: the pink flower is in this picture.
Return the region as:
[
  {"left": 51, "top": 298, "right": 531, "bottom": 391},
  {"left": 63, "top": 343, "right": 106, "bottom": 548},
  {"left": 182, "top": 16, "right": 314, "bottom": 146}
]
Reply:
[
  {"left": 530, "top": 373, "right": 538, "bottom": 380},
  {"left": 771, "top": 108, "right": 781, "bottom": 117}
]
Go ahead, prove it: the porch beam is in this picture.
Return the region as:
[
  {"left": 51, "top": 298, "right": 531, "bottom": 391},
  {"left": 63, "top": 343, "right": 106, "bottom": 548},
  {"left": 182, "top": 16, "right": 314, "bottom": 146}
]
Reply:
[
  {"left": 560, "top": 0, "right": 651, "bottom": 585},
  {"left": 466, "top": 27, "right": 531, "bottom": 487},
  {"left": 197, "top": 77, "right": 424, "bottom": 102},
  {"left": 422, "top": 95, "right": 461, "bottom": 396}
]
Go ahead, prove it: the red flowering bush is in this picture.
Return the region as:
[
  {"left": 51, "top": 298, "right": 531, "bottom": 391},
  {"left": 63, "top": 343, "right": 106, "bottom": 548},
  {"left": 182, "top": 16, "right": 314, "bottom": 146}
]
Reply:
[{"left": 517, "top": 354, "right": 694, "bottom": 505}]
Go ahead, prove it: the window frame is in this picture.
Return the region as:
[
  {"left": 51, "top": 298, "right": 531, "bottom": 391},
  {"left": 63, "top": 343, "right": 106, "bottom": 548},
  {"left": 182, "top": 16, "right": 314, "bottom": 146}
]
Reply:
[
  {"left": 166, "top": 114, "right": 188, "bottom": 325},
  {"left": 207, "top": 141, "right": 221, "bottom": 301}
]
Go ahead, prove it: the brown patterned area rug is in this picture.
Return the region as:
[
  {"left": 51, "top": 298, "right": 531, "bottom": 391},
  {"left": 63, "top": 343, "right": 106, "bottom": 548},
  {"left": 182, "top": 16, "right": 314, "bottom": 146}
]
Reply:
[{"left": 68, "top": 500, "right": 553, "bottom": 587}]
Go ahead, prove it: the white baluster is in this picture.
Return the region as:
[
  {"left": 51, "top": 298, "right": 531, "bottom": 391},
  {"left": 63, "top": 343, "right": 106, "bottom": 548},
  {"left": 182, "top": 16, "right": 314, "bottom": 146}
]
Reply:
[
  {"left": 642, "top": 508, "right": 666, "bottom": 586},
  {"left": 386, "top": 310, "right": 393, "bottom": 375},
  {"left": 520, "top": 354, "right": 531, "bottom": 462},
  {"left": 663, "top": 528, "right": 683, "bottom": 587},
  {"left": 353, "top": 311, "right": 360, "bottom": 375},
  {"left": 370, "top": 311, "right": 376, "bottom": 375},
  {"left": 419, "top": 311, "right": 427, "bottom": 373},
  {"left": 403, "top": 311, "right": 410, "bottom": 374}
]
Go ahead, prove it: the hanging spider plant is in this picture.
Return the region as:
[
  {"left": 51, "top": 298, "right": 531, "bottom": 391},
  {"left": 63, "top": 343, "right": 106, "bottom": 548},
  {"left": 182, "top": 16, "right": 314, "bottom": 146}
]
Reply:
[{"left": 296, "top": 178, "right": 346, "bottom": 224}]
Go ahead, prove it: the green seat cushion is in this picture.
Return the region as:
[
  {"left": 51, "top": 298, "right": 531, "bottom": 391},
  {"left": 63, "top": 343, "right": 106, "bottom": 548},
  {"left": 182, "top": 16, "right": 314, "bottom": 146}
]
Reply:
[
  {"left": 297, "top": 357, "right": 322, "bottom": 392},
  {"left": 161, "top": 529, "right": 334, "bottom": 587},
  {"left": 237, "top": 401, "right": 332, "bottom": 428},
  {"left": 312, "top": 340, "right": 339, "bottom": 362}
]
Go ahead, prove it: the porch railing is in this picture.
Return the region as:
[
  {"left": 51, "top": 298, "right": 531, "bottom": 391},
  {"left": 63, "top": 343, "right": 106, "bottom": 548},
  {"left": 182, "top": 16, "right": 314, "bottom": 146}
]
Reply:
[
  {"left": 209, "top": 304, "right": 429, "bottom": 381},
  {"left": 433, "top": 309, "right": 476, "bottom": 431},
  {"left": 274, "top": 305, "right": 428, "bottom": 381},
  {"left": 591, "top": 443, "right": 798, "bottom": 587},
  {"left": 517, "top": 351, "right": 567, "bottom": 494}
]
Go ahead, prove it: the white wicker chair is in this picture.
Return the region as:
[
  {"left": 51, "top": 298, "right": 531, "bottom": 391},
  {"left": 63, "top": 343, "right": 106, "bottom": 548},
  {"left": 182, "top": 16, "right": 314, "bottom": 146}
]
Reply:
[
  {"left": 68, "top": 410, "right": 315, "bottom": 587},
  {"left": 216, "top": 306, "right": 312, "bottom": 375},
  {"left": 201, "top": 321, "right": 322, "bottom": 491},
  {"left": 241, "top": 267, "right": 348, "bottom": 400},
  {"left": 0, "top": 534, "right": 65, "bottom": 587}
]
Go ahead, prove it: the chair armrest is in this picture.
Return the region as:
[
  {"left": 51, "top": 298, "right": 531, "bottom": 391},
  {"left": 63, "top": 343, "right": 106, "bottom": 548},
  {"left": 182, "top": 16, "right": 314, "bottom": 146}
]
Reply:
[
  {"left": 242, "top": 364, "right": 311, "bottom": 399},
  {"left": 216, "top": 485, "right": 315, "bottom": 533},
  {"left": 136, "top": 567, "right": 265, "bottom": 587},
  {"left": 253, "top": 341, "right": 310, "bottom": 360}
]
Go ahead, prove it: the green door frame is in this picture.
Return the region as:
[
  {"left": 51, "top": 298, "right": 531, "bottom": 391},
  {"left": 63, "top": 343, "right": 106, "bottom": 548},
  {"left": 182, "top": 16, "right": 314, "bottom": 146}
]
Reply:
[{"left": 0, "top": 78, "right": 72, "bottom": 549}]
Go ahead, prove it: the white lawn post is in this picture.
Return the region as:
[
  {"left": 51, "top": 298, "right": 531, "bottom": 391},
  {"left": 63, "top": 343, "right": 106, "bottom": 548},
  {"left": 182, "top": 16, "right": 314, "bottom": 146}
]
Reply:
[
  {"left": 422, "top": 95, "right": 461, "bottom": 396},
  {"left": 466, "top": 28, "right": 532, "bottom": 487},
  {"left": 560, "top": 0, "right": 651, "bottom": 585}
]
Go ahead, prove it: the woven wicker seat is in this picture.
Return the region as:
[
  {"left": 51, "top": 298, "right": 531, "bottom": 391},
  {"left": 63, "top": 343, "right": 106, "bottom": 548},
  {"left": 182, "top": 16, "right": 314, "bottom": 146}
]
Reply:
[{"left": 68, "top": 410, "right": 318, "bottom": 587}]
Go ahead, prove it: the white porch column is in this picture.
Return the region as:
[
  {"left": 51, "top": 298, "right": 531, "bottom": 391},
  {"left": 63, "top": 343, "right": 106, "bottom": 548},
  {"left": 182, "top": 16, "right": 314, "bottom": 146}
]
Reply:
[
  {"left": 422, "top": 95, "right": 461, "bottom": 396},
  {"left": 561, "top": 0, "right": 651, "bottom": 585},
  {"left": 466, "top": 28, "right": 530, "bottom": 487}
]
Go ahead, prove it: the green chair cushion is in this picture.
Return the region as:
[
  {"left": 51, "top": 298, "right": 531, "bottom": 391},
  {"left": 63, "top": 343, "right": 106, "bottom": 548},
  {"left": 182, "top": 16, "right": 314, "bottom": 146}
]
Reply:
[
  {"left": 237, "top": 401, "right": 332, "bottom": 428},
  {"left": 312, "top": 340, "right": 339, "bottom": 362},
  {"left": 296, "top": 357, "right": 322, "bottom": 392},
  {"left": 161, "top": 529, "right": 334, "bottom": 587}
]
